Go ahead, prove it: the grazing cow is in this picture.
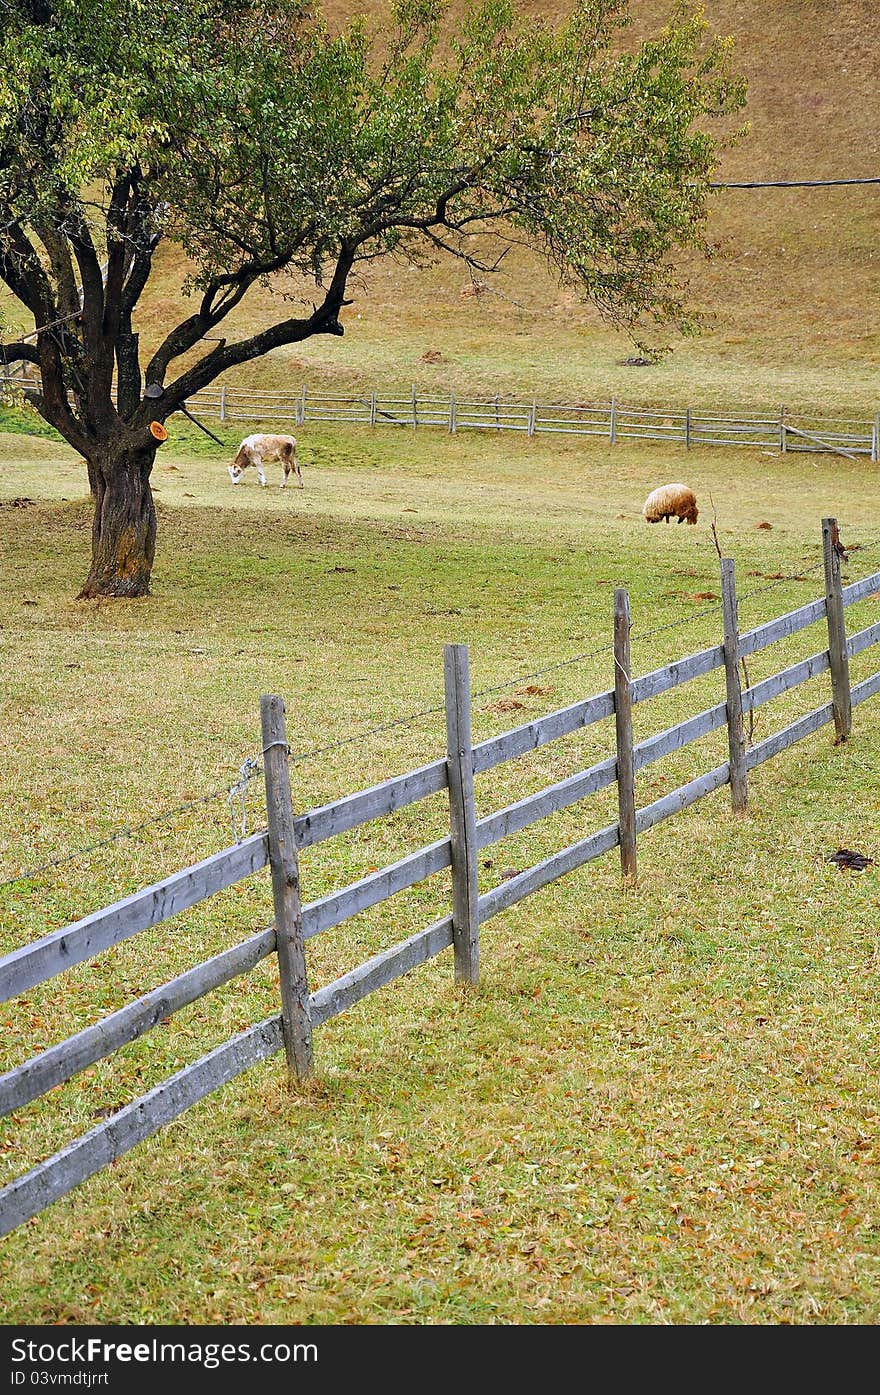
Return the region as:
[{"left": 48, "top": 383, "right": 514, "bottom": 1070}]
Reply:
[{"left": 228, "top": 433, "right": 303, "bottom": 488}]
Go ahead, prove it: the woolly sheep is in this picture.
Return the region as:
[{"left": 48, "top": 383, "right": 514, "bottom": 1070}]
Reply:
[{"left": 642, "top": 483, "right": 698, "bottom": 526}]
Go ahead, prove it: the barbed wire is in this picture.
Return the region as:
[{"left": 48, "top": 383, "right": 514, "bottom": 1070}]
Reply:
[
  {"left": 0, "top": 775, "right": 254, "bottom": 895},
  {"left": 3, "top": 534, "right": 879, "bottom": 896},
  {"left": 712, "top": 177, "right": 880, "bottom": 189}
]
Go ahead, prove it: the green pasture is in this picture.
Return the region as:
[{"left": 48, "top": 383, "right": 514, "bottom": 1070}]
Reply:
[{"left": 1, "top": 418, "right": 879, "bottom": 1324}]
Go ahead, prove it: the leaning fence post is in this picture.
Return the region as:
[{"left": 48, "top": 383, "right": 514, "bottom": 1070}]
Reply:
[
  {"left": 720, "top": 558, "right": 748, "bottom": 813},
  {"left": 822, "top": 517, "right": 852, "bottom": 742},
  {"left": 444, "top": 644, "right": 479, "bottom": 985},
  {"left": 260, "top": 694, "right": 313, "bottom": 1082},
  {"left": 613, "top": 589, "right": 637, "bottom": 881}
]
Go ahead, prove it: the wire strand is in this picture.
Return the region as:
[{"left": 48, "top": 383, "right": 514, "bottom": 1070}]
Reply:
[
  {"left": 0, "top": 780, "right": 242, "bottom": 893},
  {"left": 712, "top": 177, "right": 880, "bottom": 188},
  {"left": 3, "top": 537, "right": 879, "bottom": 894}
]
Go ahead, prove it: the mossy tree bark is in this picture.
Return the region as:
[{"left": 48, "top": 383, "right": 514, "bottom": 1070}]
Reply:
[{"left": 78, "top": 442, "right": 158, "bottom": 598}]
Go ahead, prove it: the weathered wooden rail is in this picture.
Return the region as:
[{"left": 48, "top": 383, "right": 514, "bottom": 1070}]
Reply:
[
  {"left": 4, "top": 372, "right": 879, "bottom": 459},
  {"left": 1, "top": 519, "right": 879, "bottom": 1237},
  {"left": 172, "top": 383, "right": 880, "bottom": 461}
]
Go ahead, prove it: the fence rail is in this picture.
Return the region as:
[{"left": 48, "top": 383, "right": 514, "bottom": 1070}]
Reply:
[
  {"left": 4, "top": 368, "right": 878, "bottom": 460},
  {"left": 1, "top": 518, "right": 879, "bottom": 1236},
  {"left": 174, "top": 384, "right": 879, "bottom": 460}
]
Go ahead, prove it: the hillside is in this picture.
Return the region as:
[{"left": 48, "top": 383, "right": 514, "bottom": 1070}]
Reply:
[{"left": 3, "top": 0, "right": 878, "bottom": 415}]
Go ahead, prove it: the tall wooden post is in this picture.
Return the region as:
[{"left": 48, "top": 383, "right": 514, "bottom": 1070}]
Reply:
[
  {"left": 260, "top": 695, "right": 313, "bottom": 1082},
  {"left": 444, "top": 645, "right": 479, "bottom": 984},
  {"left": 685, "top": 406, "right": 691, "bottom": 449},
  {"left": 411, "top": 383, "right": 418, "bottom": 429},
  {"left": 449, "top": 391, "right": 457, "bottom": 434},
  {"left": 613, "top": 589, "right": 637, "bottom": 881},
  {"left": 822, "top": 517, "right": 852, "bottom": 743},
  {"left": 609, "top": 396, "right": 617, "bottom": 445},
  {"left": 720, "top": 558, "right": 748, "bottom": 813}
]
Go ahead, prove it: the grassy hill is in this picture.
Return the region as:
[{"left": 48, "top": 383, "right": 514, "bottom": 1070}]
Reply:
[
  {"left": 3, "top": 0, "right": 877, "bottom": 417},
  {"left": 127, "top": 0, "right": 880, "bottom": 415},
  {"left": 2, "top": 2, "right": 880, "bottom": 1325}
]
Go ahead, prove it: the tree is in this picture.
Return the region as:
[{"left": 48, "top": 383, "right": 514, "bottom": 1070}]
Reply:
[{"left": 0, "top": 0, "right": 745, "bottom": 597}]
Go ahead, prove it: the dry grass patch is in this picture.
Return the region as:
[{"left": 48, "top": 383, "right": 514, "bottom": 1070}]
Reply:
[{"left": 0, "top": 424, "right": 879, "bottom": 1323}]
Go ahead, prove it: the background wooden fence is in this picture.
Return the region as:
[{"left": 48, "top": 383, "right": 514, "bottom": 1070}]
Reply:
[
  {"left": 177, "top": 382, "right": 880, "bottom": 461},
  {"left": 3, "top": 366, "right": 878, "bottom": 460},
  {"left": 1, "top": 520, "right": 879, "bottom": 1237}
]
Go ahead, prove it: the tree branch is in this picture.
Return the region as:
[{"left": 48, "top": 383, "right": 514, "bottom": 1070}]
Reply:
[
  {"left": 0, "top": 341, "right": 41, "bottom": 367},
  {"left": 151, "top": 246, "right": 356, "bottom": 415},
  {"left": 0, "top": 218, "right": 55, "bottom": 321},
  {"left": 34, "top": 224, "right": 80, "bottom": 321},
  {"left": 142, "top": 246, "right": 304, "bottom": 387}
]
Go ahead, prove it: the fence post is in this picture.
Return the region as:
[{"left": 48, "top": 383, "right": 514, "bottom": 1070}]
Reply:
[
  {"left": 494, "top": 393, "right": 500, "bottom": 429},
  {"left": 527, "top": 399, "right": 536, "bottom": 437},
  {"left": 449, "top": 391, "right": 456, "bottom": 434},
  {"left": 613, "top": 589, "right": 637, "bottom": 881},
  {"left": 219, "top": 385, "right": 226, "bottom": 423},
  {"left": 822, "top": 517, "right": 852, "bottom": 742},
  {"left": 411, "top": 383, "right": 418, "bottom": 430},
  {"left": 298, "top": 385, "right": 306, "bottom": 428},
  {"left": 685, "top": 406, "right": 691, "bottom": 449},
  {"left": 872, "top": 413, "right": 879, "bottom": 463},
  {"left": 260, "top": 694, "right": 314, "bottom": 1082},
  {"left": 720, "top": 558, "right": 748, "bottom": 814},
  {"left": 369, "top": 390, "right": 377, "bottom": 427},
  {"left": 444, "top": 644, "right": 479, "bottom": 985},
  {"left": 780, "top": 403, "right": 786, "bottom": 453},
  {"left": 609, "top": 396, "right": 617, "bottom": 445}
]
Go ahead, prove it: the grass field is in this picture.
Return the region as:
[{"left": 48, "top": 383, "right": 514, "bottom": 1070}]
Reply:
[{"left": 1, "top": 418, "right": 880, "bottom": 1324}]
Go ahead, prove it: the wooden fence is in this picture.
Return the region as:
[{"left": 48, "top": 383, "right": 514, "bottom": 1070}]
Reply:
[
  {"left": 177, "top": 382, "right": 880, "bottom": 461},
  {"left": 1, "top": 519, "right": 879, "bottom": 1237},
  {"left": 3, "top": 367, "right": 879, "bottom": 459}
]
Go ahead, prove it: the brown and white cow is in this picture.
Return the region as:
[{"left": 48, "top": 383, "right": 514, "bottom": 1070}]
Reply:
[{"left": 228, "top": 433, "right": 303, "bottom": 488}]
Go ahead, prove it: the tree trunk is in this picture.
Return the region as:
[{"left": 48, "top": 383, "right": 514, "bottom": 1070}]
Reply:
[{"left": 78, "top": 441, "right": 158, "bottom": 598}]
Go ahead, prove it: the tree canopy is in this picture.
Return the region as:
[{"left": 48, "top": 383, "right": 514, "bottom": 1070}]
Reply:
[{"left": 0, "top": 0, "right": 746, "bottom": 595}]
